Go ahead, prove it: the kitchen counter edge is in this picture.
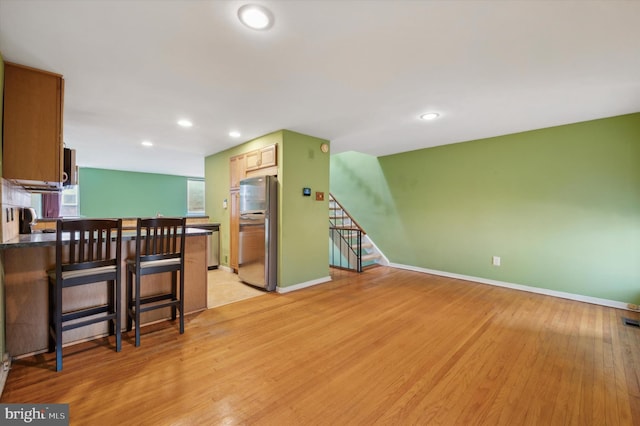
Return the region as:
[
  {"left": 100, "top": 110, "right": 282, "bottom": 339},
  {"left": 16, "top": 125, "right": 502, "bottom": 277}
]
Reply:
[{"left": 0, "top": 226, "right": 216, "bottom": 250}]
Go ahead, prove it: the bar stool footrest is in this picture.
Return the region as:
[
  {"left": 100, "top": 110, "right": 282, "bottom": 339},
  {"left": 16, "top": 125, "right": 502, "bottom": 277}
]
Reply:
[
  {"left": 61, "top": 305, "right": 112, "bottom": 322},
  {"left": 60, "top": 312, "right": 118, "bottom": 332},
  {"left": 130, "top": 301, "right": 181, "bottom": 315},
  {"left": 135, "top": 293, "right": 176, "bottom": 306}
]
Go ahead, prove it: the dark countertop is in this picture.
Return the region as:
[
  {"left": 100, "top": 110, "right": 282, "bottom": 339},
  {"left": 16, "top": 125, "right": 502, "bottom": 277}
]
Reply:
[
  {"left": 187, "top": 223, "right": 220, "bottom": 229},
  {"left": 34, "top": 215, "right": 212, "bottom": 222},
  {"left": 0, "top": 227, "right": 213, "bottom": 250}
]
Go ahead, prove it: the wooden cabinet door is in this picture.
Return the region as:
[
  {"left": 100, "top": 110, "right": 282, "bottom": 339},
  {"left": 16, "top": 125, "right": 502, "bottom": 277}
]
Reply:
[
  {"left": 245, "top": 150, "right": 260, "bottom": 171},
  {"left": 259, "top": 144, "right": 277, "bottom": 168},
  {"left": 229, "top": 191, "right": 240, "bottom": 272},
  {"left": 230, "top": 154, "right": 246, "bottom": 190},
  {"left": 2, "top": 62, "right": 64, "bottom": 184},
  {"left": 245, "top": 144, "right": 277, "bottom": 172}
]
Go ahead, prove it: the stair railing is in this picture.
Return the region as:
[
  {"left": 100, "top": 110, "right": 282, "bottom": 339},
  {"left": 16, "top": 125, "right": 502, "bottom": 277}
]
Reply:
[
  {"left": 329, "top": 227, "right": 363, "bottom": 272},
  {"left": 329, "top": 194, "right": 364, "bottom": 272},
  {"left": 329, "top": 194, "right": 365, "bottom": 233}
]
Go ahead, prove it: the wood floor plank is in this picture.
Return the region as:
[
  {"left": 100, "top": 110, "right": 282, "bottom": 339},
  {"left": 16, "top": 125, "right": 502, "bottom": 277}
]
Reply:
[{"left": 2, "top": 266, "right": 640, "bottom": 425}]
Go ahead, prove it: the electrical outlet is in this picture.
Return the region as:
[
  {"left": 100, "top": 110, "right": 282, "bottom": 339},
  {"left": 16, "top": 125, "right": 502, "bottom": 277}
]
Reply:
[{"left": 492, "top": 256, "right": 501, "bottom": 266}]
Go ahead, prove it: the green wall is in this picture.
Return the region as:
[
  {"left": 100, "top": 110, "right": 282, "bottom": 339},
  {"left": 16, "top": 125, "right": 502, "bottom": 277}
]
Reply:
[
  {"left": 205, "top": 130, "right": 330, "bottom": 289},
  {"left": 279, "top": 130, "right": 331, "bottom": 287},
  {"left": 331, "top": 113, "right": 640, "bottom": 304},
  {"left": 79, "top": 168, "right": 191, "bottom": 218}
]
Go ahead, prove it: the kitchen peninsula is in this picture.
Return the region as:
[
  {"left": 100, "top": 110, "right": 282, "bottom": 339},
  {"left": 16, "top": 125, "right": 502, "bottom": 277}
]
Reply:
[{"left": 0, "top": 223, "right": 213, "bottom": 357}]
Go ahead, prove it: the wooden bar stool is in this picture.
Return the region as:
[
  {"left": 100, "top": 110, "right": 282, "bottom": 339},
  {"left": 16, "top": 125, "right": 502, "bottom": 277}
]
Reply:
[
  {"left": 126, "top": 217, "right": 186, "bottom": 346},
  {"left": 48, "top": 219, "right": 123, "bottom": 372}
]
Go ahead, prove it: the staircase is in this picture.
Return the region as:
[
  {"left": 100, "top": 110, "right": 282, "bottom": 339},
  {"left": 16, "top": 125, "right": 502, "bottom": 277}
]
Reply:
[{"left": 329, "top": 194, "right": 383, "bottom": 272}]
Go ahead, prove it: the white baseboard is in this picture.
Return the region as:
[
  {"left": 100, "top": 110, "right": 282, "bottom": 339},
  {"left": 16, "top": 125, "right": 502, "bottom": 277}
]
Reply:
[
  {"left": 389, "top": 262, "right": 633, "bottom": 311},
  {"left": 277, "top": 276, "right": 332, "bottom": 294},
  {"left": 216, "top": 265, "right": 234, "bottom": 273}
]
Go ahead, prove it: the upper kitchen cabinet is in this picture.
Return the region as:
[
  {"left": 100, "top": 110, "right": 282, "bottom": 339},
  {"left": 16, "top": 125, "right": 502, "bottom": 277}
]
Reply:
[
  {"left": 246, "top": 144, "right": 276, "bottom": 172},
  {"left": 230, "top": 143, "right": 278, "bottom": 190},
  {"left": 229, "top": 153, "right": 246, "bottom": 190},
  {"left": 2, "top": 62, "right": 64, "bottom": 190}
]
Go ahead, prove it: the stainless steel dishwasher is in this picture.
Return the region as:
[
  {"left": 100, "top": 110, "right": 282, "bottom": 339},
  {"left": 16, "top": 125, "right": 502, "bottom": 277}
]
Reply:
[{"left": 191, "top": 224, "right": 220, "bottom": 269}]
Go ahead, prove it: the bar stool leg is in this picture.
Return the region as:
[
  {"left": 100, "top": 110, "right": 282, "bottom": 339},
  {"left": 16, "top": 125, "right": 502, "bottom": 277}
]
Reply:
[
  {"left": 135, "top": 273, "right": 141, "bottom": 347},
  {"left": 171, "top": 271, "right": 177, "bottom": 321},
  {"left": 48, "top": 282, "right": 55, "bottom": 353},
  {"left": 179, "top": 270, "right": 184, "bottom": 334},
  {"left": 55, "top": 282, "right": 63, "bottom": 372},
  {"left": 126, "top": 269, "right": 133, "bottom": 332},
  {"left": 115, "top": 278, "right": 122, "bottom": 352},
  {"left": 108, "top": 279, "right": 115, "bottom": 337}
]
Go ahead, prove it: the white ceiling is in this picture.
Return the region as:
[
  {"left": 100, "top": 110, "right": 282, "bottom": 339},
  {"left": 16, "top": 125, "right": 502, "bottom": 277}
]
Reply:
[{"left": 1, "top": 0, "right": 639, "bottom": 178}]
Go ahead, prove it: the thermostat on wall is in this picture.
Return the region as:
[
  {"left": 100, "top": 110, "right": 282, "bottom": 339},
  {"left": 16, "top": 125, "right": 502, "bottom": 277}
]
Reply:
[{"left": 303, "top": 187, "right": 311, "bottom": 196}]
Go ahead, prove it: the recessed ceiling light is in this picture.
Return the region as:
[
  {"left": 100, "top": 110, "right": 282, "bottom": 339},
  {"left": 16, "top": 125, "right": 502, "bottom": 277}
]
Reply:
[
  {"left": 177, "top": 119, "right": 193, "bottom": 128},
  {"left": 238, "top": 4, "right": 274, "bottom": 30},
  {"left": 420, "top": 112, "right": 440, "bottom": 121},
  {"left": 229, "top": 131, "right": 241, "bottom": 138},
  {"left": 142, "top": 141, "right": 153, "bottom": 147}
]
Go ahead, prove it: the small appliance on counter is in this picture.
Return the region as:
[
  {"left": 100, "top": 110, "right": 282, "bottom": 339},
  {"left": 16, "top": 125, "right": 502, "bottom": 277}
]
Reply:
[{"left": 19, "top": 207, "right": 37, "bottom": 234}]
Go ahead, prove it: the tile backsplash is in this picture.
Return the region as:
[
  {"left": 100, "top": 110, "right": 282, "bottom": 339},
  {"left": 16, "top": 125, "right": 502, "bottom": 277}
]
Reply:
[{"left": 1, "top": 179, "right": 32, "bottom": 242}]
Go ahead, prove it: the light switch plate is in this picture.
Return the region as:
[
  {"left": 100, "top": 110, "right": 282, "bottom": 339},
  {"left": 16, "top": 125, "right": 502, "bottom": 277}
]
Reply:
[{"left": 316, "top": 192, "right": 324, "bottom": 201}]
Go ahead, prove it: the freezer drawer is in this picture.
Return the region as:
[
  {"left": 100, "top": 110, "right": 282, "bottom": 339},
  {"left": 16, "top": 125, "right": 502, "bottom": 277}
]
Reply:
[{"left": 239, "top": 222, "right": 266, "bottom": 287}]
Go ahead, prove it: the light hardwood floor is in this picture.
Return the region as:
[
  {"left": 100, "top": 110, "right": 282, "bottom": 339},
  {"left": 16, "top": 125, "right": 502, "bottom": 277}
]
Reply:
[{"left": 2, "top": 267, "right": 640, "bottom": 425}]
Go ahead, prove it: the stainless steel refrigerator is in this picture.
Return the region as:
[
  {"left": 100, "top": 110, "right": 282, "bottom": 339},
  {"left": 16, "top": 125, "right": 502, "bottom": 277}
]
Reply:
[{"left": 238, "top": 175, "right": 278, "bottom": 291}]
